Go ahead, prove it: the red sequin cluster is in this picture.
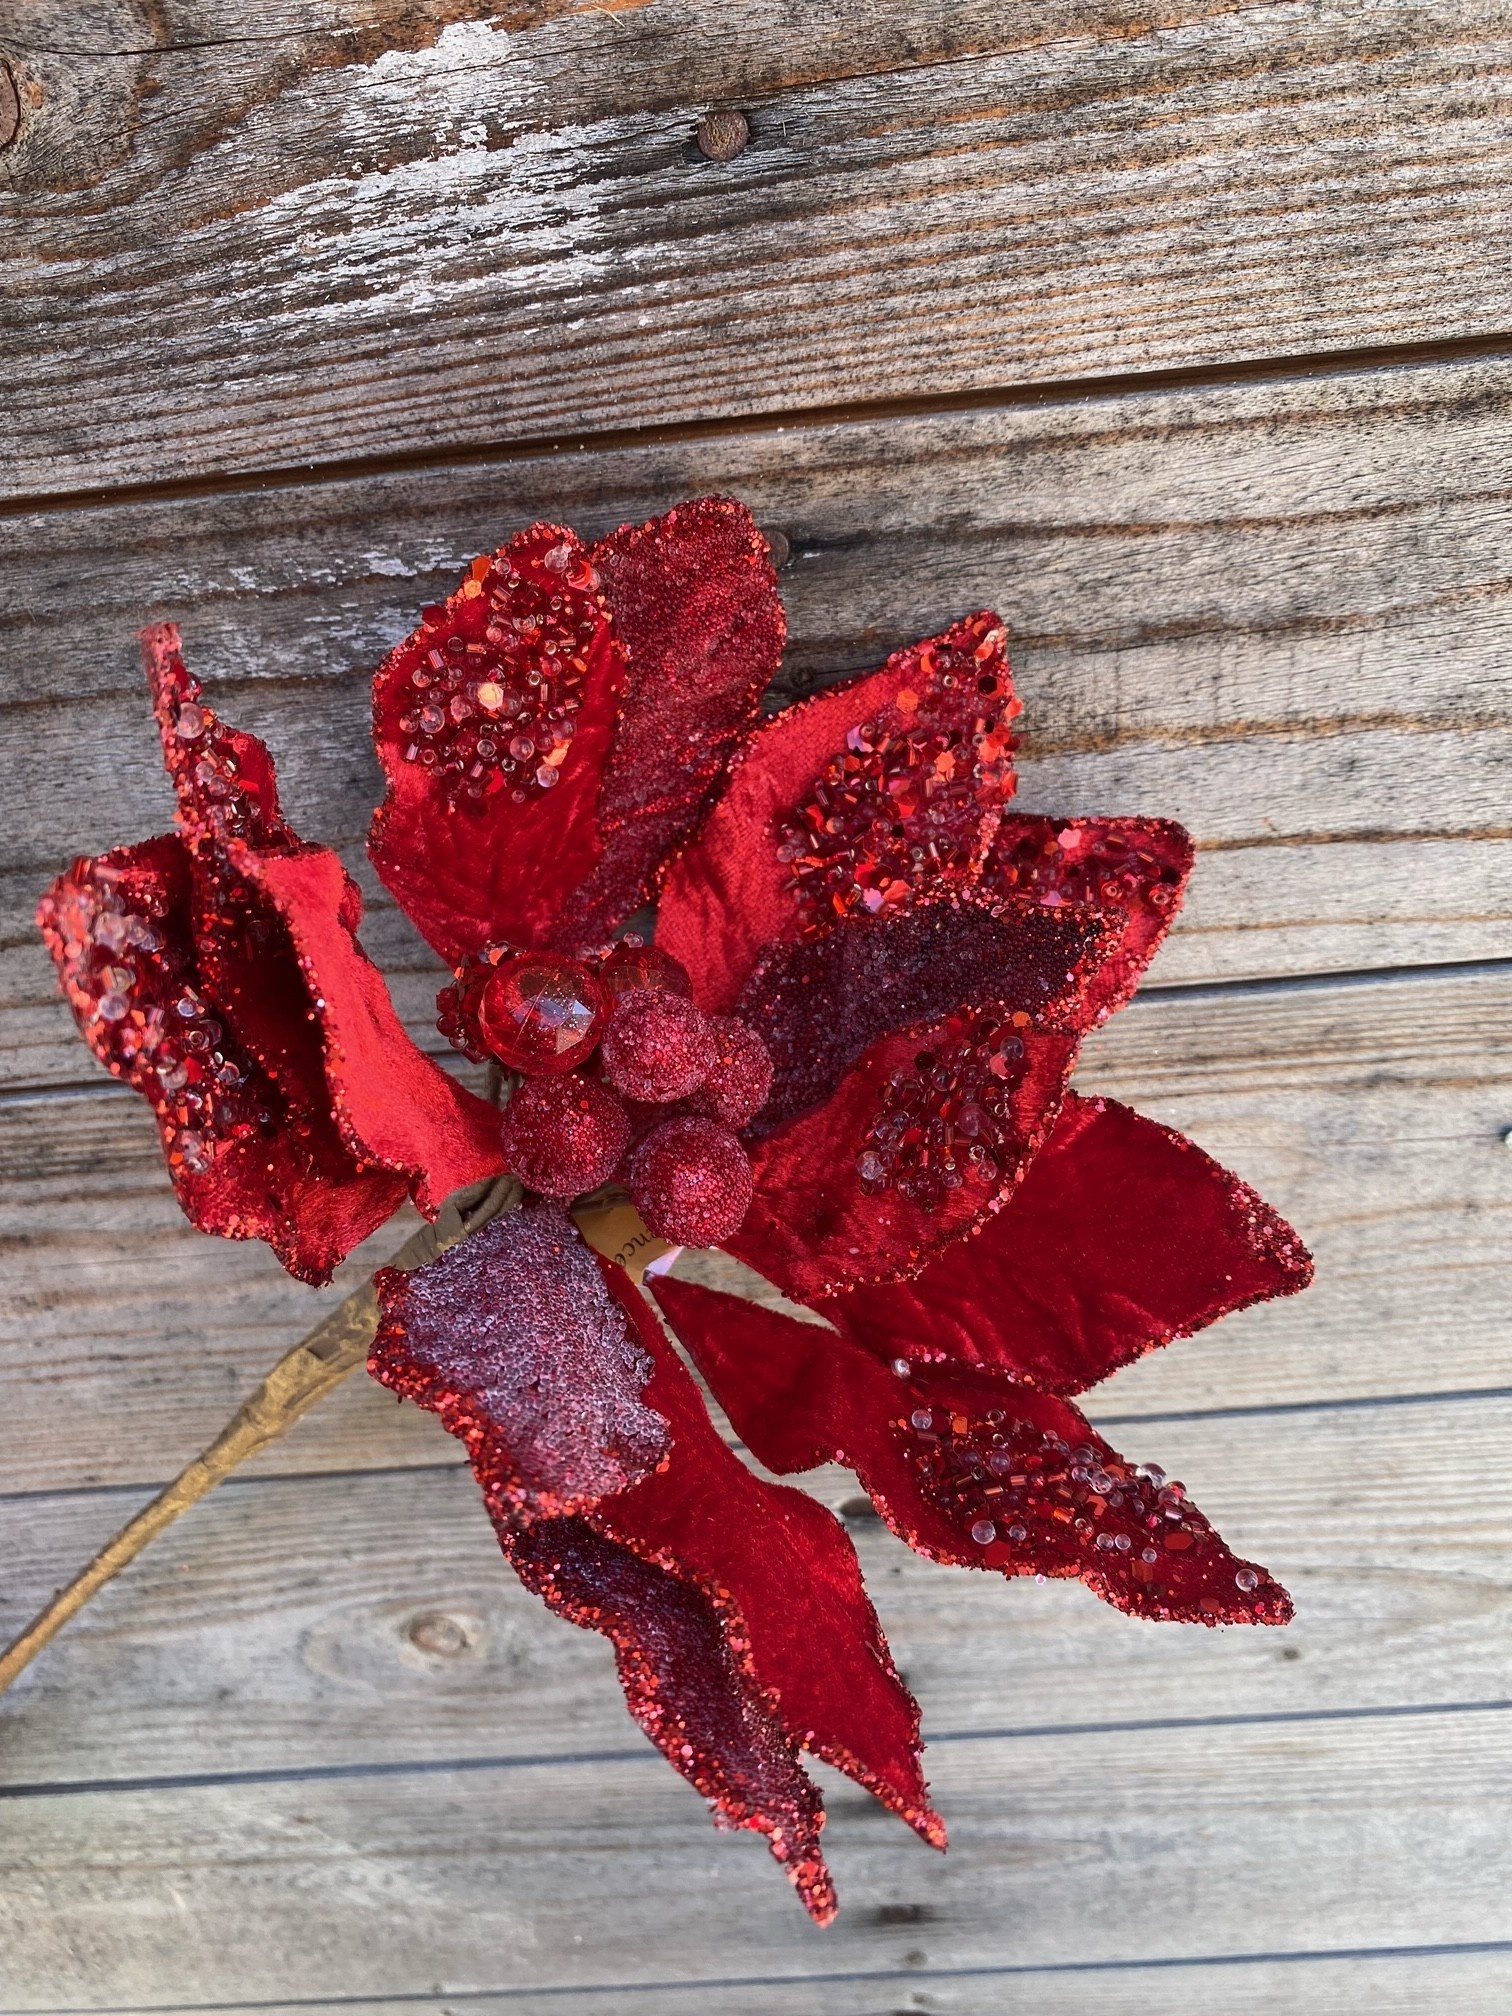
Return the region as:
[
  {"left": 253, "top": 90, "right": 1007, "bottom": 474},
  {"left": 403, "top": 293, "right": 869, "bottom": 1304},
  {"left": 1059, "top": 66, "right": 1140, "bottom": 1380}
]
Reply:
[
  {"left": 38, "top": 857, "right": 276, "bottom": 1179},
  {"left": 776, "top": 616, "right": 1020, "bottom": 931},
  {"left": 394, "top": 544, "right": 603, "bottom": 815},
  {"left": 857, "top": 1009, "right": 1034, "bottom": 1204},
  {"left": 900, "top": 1404, "right": 1279, "bottom": 1620},
  {"left": 990, "top": 820, "right": 1183, "bottom": 915}
]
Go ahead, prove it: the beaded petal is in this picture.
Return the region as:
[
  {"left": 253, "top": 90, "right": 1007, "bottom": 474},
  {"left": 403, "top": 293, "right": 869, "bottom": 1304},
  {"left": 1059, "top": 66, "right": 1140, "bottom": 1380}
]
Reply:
[{"left": 653, "top": 1277, "right": 1292, "bottom": 1627}]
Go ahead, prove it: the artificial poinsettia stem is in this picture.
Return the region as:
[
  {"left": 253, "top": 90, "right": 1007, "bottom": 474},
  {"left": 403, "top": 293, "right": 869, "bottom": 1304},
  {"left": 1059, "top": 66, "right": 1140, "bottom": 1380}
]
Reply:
[{"left": 0, "top": 1172, "right": 520, "bottom": 1700}]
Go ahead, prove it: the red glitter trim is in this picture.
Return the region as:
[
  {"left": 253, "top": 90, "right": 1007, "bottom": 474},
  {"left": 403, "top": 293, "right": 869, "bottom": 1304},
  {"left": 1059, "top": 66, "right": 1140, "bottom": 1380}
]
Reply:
[
  {"left": 653, "top": 1276, "right": 1292, "bottom": 1628},
  {"left": 369, "top": 523, "right": 628, "bottom": 963},
  {"left": 656, "top": 612, "right": 1019, "bottom": 1015},
  {"left": 827, "top": 1092, "right": 1315, "bottom": 1393}
]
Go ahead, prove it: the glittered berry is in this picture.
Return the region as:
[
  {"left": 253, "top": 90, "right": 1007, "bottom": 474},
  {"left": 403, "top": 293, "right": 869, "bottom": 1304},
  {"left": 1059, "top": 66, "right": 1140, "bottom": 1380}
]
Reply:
[
  {"left": 479, "top": 953, "right": 608, "bottom": 1076},
  {"left": 599, "top": 941, "right": 693, "bottom": 1002},
  {"left": 601, "top": 989, "right": 716, "bottom": 1103},
  {"left": 499, "top": 1074, "right": 630, "bottom": 1199},
  {"left": 694, "top": 1016, "right": 774, "bottom": 1128},
  {"left": 631, "top": 1115, "right": 753, "bottom": 1247}
]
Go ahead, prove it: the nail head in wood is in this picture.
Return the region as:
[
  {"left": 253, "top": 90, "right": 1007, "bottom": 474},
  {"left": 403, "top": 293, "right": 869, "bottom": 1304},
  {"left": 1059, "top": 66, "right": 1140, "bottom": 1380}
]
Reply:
[
  {"left": 695, "top": 110, "right": 749, "bottom": 162},
  {"left": 761, "top": 527, "right": 791, "bottom": 568}
]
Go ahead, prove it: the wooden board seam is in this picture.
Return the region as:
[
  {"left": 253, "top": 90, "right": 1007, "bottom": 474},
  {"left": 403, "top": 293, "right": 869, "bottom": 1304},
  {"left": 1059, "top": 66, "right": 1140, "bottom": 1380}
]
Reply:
[
  {"left": 3, "top": 1933, "right": 1512, "bottom": 2016},
  {"left": 8, "top": 327, "right": 1512, "bottom": 525},
  {"left": 1, "top": 1381, "right": 1508, "bottom": 1513},
  {"left": 6, "top": 1697, "right": 1511, "bottom": 1806}
]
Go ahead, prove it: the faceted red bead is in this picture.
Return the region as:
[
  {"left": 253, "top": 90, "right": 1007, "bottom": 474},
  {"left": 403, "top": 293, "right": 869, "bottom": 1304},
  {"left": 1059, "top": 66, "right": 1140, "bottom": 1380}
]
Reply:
[
  {"left": 601, "top": 989, "right": 716, "bottom": 1102},
  {"left": 479, "top": 953, "right": 609, "bottom": 1075},
  {"left": 499, "top": 1074, "right": 630, "bottom": 1198},
  {"left": 598, "top": 941, "right": 693, "bottom": 1001},
  {"left": 695, "top": 1016, "right": 774, "bottom": 1128},
  {"left": 631, "top": 1115, "right": 753, "bottom": 1247}
]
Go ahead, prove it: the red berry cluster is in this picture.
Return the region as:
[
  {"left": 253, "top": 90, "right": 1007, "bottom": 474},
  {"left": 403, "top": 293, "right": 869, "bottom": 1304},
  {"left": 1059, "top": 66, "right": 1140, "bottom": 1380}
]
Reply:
[{"left": 441, "top": 939, "right": 772, "bottom": 1248}]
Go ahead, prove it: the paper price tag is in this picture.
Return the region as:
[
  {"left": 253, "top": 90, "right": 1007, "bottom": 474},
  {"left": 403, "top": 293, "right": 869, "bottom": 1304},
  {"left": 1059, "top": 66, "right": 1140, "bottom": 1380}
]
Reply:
[{"left": 571, "top": 1196, "right": 680, "bottom": 1284}]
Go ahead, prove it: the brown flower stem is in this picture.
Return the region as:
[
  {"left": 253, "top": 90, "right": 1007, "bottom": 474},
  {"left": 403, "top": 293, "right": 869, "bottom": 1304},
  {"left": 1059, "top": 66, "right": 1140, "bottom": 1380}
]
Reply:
[{"left": 0, "top": 1173, "right": 519, "bottom": 1700}]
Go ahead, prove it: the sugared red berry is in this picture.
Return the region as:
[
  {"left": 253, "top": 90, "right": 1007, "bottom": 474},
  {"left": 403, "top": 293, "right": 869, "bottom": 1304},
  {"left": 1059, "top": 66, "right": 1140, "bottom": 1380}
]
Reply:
[
  {"left": 479, "top": 954, "right": 608, "bottom": 1076},
  {"left": 599, "top": 941, "right": 693, "bottom": 1001},
  {"left": 694, "top": 1016, "right": 774, "bottom": 1128},
  {"left": 499, "top": 1074, "right": 630, "bottom": 1199},
  {"left": 601, "top": 989, "right": 716, "bottom": 1102},
  {"left": 630, "top": 1115, "right": 753, "bottom": 1247}
]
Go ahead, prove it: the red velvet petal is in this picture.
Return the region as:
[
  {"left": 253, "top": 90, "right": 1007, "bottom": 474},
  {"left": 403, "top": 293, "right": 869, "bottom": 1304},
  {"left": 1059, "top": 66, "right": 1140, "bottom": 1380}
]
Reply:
[
  {"left": 726, "top": 1014, "right": 1077, "bottom": 1301},
  {"left": 982, "top": 816, "right": 1194, "bottom": 1026},
  {"left": 656, "top": 613, "right": 1019, "bottom": 1013},
  {"left": 146, "top": 625, "right": 506, "bottom": 1224},
  {"left": 373, "top": 1224, "right": 939, "bottom": 1917},
  {"left": 827, "top": 1092, "right": 1315, "bottom": 1394},
  {"left": 368, "top": 524, "right": 627, "bottom": 963},
  {"left": 370, "top": 1203, "right": 668, "bottom": 1518},
  {"left": 37, "top": 840, "right": 405, "bottom": 1283},
  {"left": 238, "top": 848, "right": 506, "bottom": 1214},
  {"left": 735, "top": 894, "right": 1111, "bottom": 1137},
  {"left": 653, "top": 1278, "right": 1291, "bottom": 1628},
  {"left": 143, "top": 621, "right": 295, "bottom": 853},
  {"left": 503, "top": 1518, "right": 837, "bottom": 1921},
  {"left": 557, "top": 498, "right": 785, "bottom": 947},
  {"left": 587, "top": 1264, "right": 942, "bottom": 1855},
  {"left": 723, "top": 893, "right": 1119, "bottom": 1302}
]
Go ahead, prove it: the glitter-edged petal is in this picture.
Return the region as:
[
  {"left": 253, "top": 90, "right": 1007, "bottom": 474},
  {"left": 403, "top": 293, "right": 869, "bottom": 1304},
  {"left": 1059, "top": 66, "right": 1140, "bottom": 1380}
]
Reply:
[
  {"left": 37, "top": 840, "right": 405, "bottom": 1284},
  {"left": 368, "top": 524, "right": 628, "bottom": 963},
  {"left": 589, "top": 1265, "right": 942, "bottom": 1851},
  {"left": 238, "top": 848, "right": 507, "bottom": 1215},
  {"left": 981, "top": 816, "right": 1194, "bottom": 1026},
  {"left": 657, "top": 614, "right": 1019, "bottom": 1014},
  {"left": 144, "top": 624, "right": 506, "bottom": 1231},
  {"left": 826, "top": 1093, "right": 1314, "bottom": 1393},
  {"left": 558, "top": 498, "right": 786, "bottom": 947},
  {"left": 728, "top": 1012, "right": 1078, "bottom": 1302},
  {"left": 736, "top": 895, "right": 1110, "bottom": 1136},
  {"left": 374, "top": 1237, "right": 940, "bottom": 1919},
  {"left": 370, "top": 1203, "right": 668, "bottom": 1518},
  {"left": 503, "top": 1519, "right": 837, "bottom": 1921},
  {"left": 724, "top": 897, "right": 1118, "bottom": 1300},
  {"left": 653, "top": 1278, "right": 1291, "bottom": 1628}
]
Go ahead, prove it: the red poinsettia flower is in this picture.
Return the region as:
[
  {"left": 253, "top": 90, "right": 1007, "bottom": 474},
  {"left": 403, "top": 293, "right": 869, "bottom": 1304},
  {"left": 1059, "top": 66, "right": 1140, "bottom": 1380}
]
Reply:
[{"left": 38, "top": 496, "right": 1312, "bottom": 1924}]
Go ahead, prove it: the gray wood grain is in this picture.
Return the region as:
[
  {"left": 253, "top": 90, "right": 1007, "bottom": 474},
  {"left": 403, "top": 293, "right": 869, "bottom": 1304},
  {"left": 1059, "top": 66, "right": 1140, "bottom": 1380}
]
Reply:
[
  {"left": 8, "top": 3, "right": 1512, "bottom": 492},
  {"left": 2, "top": 964, "right": 1504, "bottom": 1495},
  {"left": 5, "top": 5, "right": 1510, "bottom": 2003},
  {"left": 6, "top": 352, "right": 1512, "bottom": 1101},
  {"left": 136, "top": 1948, "right": 1512, "bottom": 2016},
  {"left": 2, "top": 1709, "right": 1507, "bottom": 2005},
  {"left": 2, "top": 1395, "right": 1507, "bottom": 1788}
]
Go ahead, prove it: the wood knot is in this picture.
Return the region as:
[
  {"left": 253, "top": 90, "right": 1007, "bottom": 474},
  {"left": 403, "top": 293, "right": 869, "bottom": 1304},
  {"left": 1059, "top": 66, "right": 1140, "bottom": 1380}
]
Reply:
[
  {"left": 406, "top": 1610, "right": 473, "bottom": 1657},
  {"left": 695, "top": 110, "right": 749, "bottom": 163},
  {"left": 0, "top": 62, "right": 21, "bottom": 153}
]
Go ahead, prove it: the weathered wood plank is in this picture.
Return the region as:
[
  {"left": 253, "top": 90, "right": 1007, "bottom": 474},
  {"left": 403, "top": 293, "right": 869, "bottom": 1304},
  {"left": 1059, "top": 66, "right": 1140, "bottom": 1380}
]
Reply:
[
  {"left": 8, "top": 4, "right": 1512, "bottom": 493},
  {"left": 2, "top": 1709, "right": 1507, "bottom": 2005},
  {"left": 1, "top": 1396, "right": 1507, "bottom": 1788},
  {"left": 129, "top": 1951, "right": 1512, "bottom": 2016},
  {"left": 141, "top": 1947, "right": 1512, "bottom": 2016},
  {"left": 6, "top": 353, "right": 1512, "bottom": 1098},
  {"left": 1, "top": 964, "right": 1504, "bottom": 1494}
]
